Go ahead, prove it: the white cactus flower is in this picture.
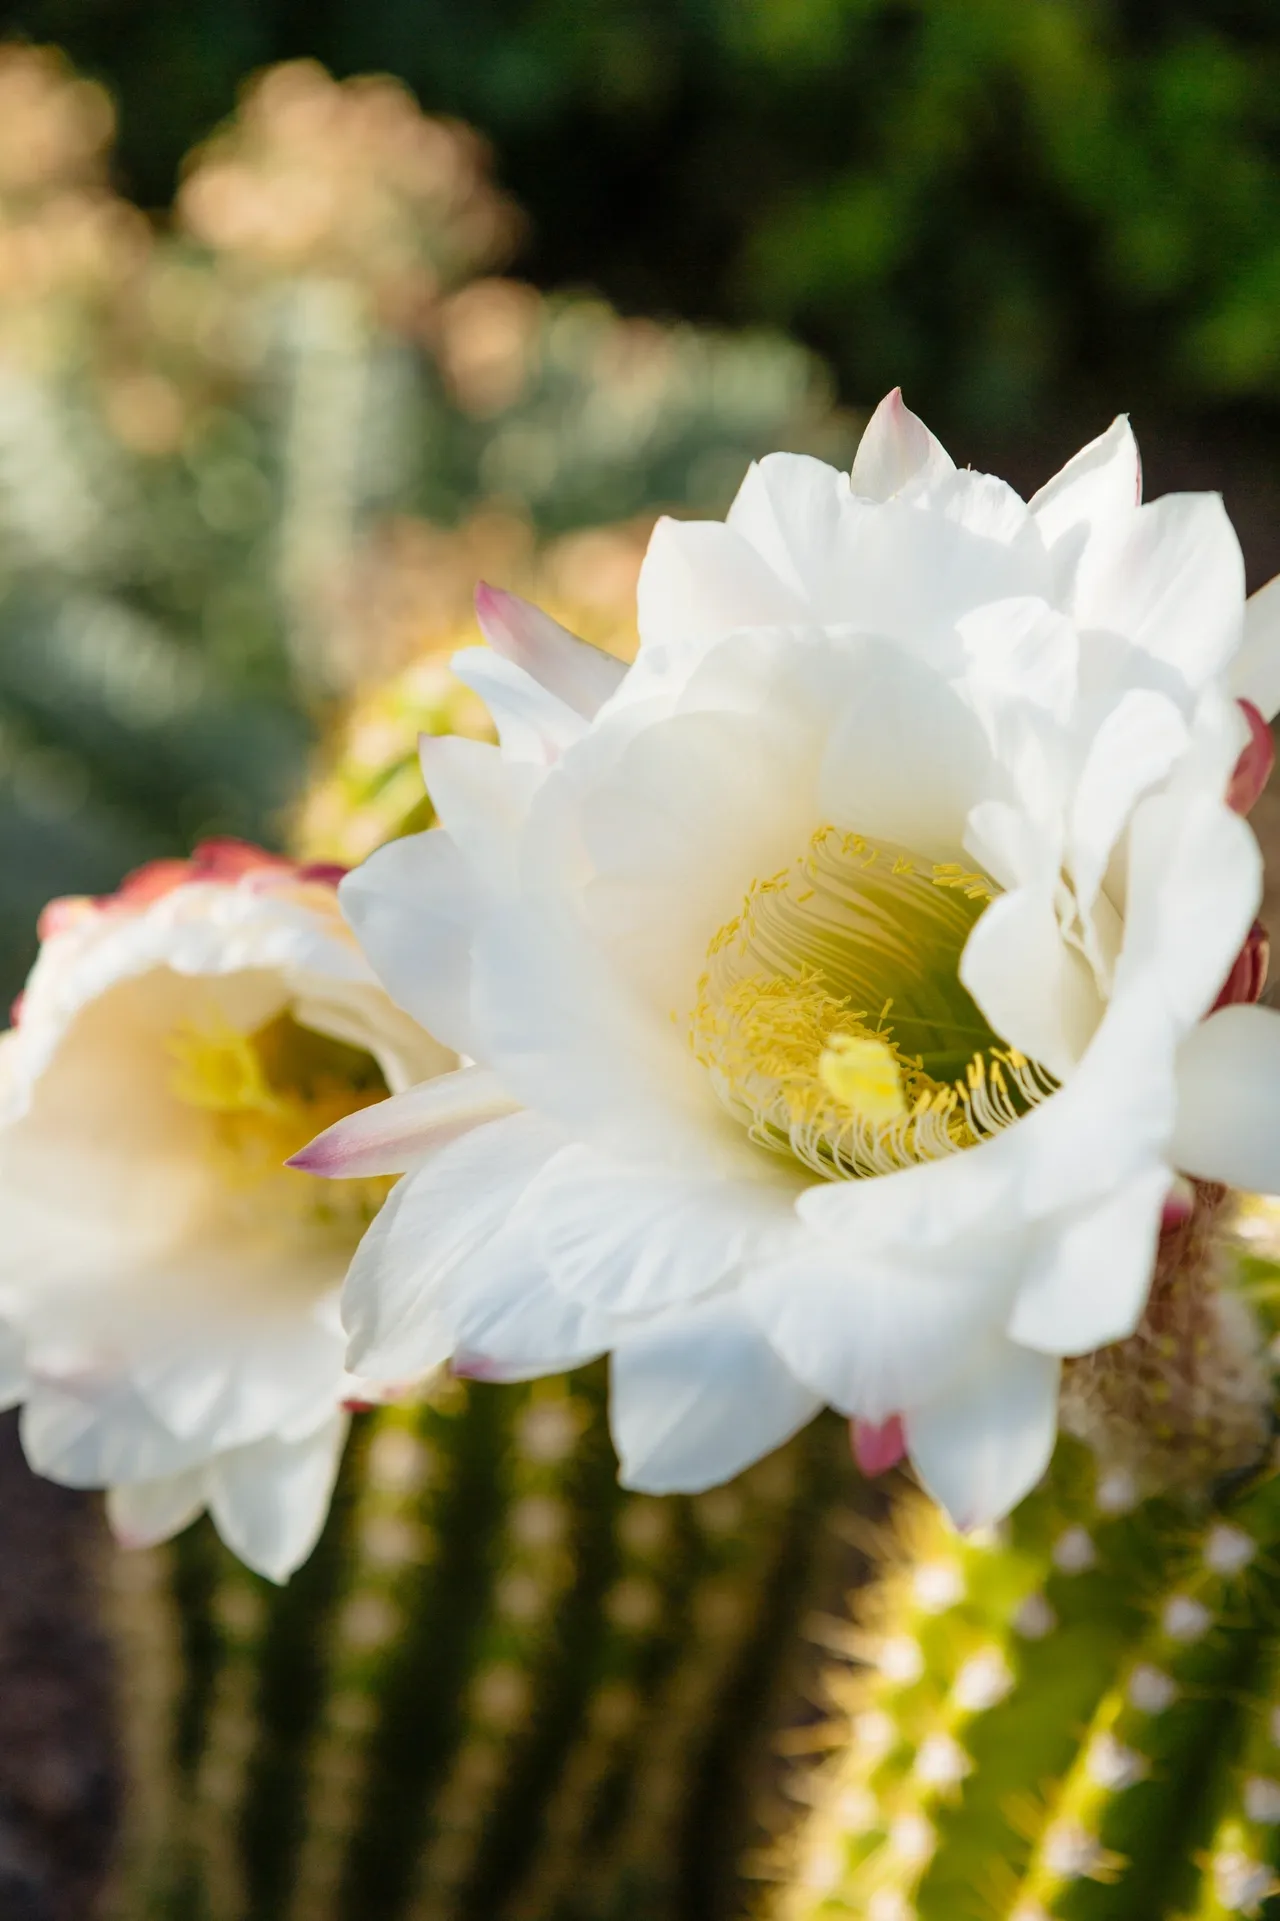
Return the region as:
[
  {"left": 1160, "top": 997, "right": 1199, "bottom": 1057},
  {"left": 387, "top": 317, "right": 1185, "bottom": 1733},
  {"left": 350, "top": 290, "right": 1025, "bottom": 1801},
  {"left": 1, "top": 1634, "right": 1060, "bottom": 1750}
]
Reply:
[
  {"left": 301, "top": 391, "right": 1280, "bottom": 1529},
  {"left": 0, "top": 842, "right": 452, "bottom": 1579}
]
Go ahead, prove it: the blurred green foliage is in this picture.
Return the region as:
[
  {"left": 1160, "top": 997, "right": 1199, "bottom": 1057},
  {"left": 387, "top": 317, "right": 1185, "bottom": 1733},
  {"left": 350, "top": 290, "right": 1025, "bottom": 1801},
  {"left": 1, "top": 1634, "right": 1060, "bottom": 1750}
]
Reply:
[
  {"left": 0, "top": 47, "right": 849, "bottom": 994},
  {"left": 8, "top": 0, "right": 1280, "bottom": 437}
]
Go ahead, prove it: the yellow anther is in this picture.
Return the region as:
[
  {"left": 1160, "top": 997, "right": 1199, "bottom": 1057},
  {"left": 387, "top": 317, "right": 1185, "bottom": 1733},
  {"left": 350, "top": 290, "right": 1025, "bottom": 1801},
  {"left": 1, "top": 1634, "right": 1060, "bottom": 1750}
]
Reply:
[{"left": 819, "top": 1033, "right": 908, "bottom": 1125}]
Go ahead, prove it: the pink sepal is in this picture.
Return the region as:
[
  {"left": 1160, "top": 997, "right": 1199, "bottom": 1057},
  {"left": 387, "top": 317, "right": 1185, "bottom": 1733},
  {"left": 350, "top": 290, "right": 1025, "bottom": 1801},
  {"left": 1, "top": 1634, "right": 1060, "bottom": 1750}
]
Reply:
[
  {"left": 1227, "top": 700, "right": 1274, "bottom": 816},
  {"left": 851, "top": 1414, "right": 908, "bottom": 1477}
]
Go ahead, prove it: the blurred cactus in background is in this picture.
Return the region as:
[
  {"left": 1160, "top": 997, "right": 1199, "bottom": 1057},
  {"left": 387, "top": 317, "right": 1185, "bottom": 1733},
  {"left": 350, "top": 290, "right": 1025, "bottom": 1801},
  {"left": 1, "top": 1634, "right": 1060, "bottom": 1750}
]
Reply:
[
  {"left": 769, "top": 1225, "right": 1280, "bottom": 1921},
  {"left": 107, "top": 1375, "right": 858, "bottom": 1921},
  {"left": 0, "top": 43, "right": 851, "bottom": 994}
]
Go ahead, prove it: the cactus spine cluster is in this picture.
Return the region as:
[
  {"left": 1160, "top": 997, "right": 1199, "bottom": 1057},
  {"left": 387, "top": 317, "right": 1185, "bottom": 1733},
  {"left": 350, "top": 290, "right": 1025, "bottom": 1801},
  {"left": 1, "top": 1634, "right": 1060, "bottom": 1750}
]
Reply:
[
  {"left": 107, "top": 1371, "right": 854, "bottom": 1921},
  {"left": 773, "top": 1250, "right": 1280, "bottom": 1921}
]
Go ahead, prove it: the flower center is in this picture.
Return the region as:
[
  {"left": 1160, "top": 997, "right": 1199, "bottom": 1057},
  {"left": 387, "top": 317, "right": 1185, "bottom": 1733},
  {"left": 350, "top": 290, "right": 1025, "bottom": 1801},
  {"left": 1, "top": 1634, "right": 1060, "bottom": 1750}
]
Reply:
[
  {"left": 689, "top": 825, "right": 1055, "bottom": 1180},
  {"left": 169, "top": 1011, "right": 391, "bottom": 1230}
]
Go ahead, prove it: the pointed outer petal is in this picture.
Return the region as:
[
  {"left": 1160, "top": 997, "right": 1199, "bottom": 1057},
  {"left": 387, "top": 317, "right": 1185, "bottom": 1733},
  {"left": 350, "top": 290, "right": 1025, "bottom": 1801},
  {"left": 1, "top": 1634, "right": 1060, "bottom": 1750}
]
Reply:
[
  {"left": 1214, "top": 920, "right": 1269, "bottom": 1010},
  {"left": 1068, "top": 689, "right": 1189, "bottom": 916},
  {"left": 576, "top": 698, "right": 819, "bottom": 1015},
  {"left": 849, "top": 389, "right": 956, "bottom": 501},
  {"left": 290, "top": 1066, "right": 519, "bottom": 1178},
  {"left": 474, "top": 582, "right": 627, "bottom": 719},
  {"left": 906, "top": 1342, "right": 1060, "bottom": 1530},
  {"left": 1117, "top": 790, "right": 1262, "bottom": 1026},
  {"left": 206, "top": 1414, "right": 347, "bottom": 1582},
  {"left": 852, "top": 1414, "right": 907, "bottom": 1477},
  {"left": 819, "top": 641, "right": 997, "bottom": 853},
  {"left": 339, "top": 829, "right": 478, "bottom": 1057},
  {"left": 517, "top": 1144, "right": 800, "bottom": 1316},
  {"left": 1227, "top": 701, "right": 1274, "bottom": 814},
  {"left": 609, "top": 1296, "right": 822, "bottom": 1494},
  {"left": 742, "top": 1227, "right": 1028, "bottom": 1426},
  {"left": 956, "top": 597, "right": 1078, "bottom": 721},
  {"left": 448, "top": 1232, "right": 615, "bottom": 1383},
  {"left": 1171, "top": 1003, "right": 1280, "bottom": 1192},
  {"left": 960, "top": 887, "right": 1103, "bottom": 1080},
  {"left": 1028, "top": 416, "right": 1141, "bottom": 605},
  {"left": 1232, "top": 573, "right": 1280, "bottom": 721},
  {"left": 635, "top": 513, "right": 807, "bottom": 656},
  {"left": 469, "top": 895, "right": 727, "bottom": 1165},
  {"left": 1007, "top": 1164, "right": 1172, "bottom": 1355},
  {"left": 107, "top": 1471, "right": 206, "bottom": 1550},
  {"left": 1083, "top": 493, "right": 1245, "bottom": 690},
  {"left": 450, "top": 647, "right": 585, "bottom": 764},
  {"left": 342, "top": 1111, "right": 562, "bottom": 1380},
  {"left": 416, "top": 734, "right": 540, "bottom": 891}
]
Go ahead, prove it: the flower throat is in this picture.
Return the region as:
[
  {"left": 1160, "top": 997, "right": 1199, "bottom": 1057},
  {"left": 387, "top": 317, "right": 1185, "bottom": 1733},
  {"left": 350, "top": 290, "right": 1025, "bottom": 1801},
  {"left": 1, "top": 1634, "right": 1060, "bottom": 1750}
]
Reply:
[{"left": 689, "top": 825, "right": 1055, "bottom": 1181}]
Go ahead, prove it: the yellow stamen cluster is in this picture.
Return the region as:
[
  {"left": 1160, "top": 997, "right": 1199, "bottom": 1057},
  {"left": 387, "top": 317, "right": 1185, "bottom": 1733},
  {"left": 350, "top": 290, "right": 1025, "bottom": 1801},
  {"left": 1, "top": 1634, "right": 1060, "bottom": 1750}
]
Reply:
[
  {"left": 689, "top": 826, "right": 1056, "bottom": 1182},
  {"left": 169, "top": 1012, "right": 390, "bottom": 1228}
]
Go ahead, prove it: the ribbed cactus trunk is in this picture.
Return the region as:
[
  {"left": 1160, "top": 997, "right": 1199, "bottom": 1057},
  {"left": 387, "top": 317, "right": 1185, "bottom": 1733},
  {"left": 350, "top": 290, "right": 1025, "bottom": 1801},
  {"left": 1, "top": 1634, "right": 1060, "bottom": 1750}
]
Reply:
[
  {"left": 774, "top": 1440, "right": 1280, "bottom": 1921},
  {"left": 106, "top": 1369, "right": 856, "bottom": 1921}
]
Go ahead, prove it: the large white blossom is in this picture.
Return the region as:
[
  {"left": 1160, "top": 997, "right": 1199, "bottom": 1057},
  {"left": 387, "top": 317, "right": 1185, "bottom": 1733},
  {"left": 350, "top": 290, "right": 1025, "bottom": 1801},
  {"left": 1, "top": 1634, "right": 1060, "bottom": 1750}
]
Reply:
[
  {"left": 0, "top": 842, "right": 451, "bottom": 1579},
  {"left": 301, "top": 392, "right": 1280, "bottom": 1528}
]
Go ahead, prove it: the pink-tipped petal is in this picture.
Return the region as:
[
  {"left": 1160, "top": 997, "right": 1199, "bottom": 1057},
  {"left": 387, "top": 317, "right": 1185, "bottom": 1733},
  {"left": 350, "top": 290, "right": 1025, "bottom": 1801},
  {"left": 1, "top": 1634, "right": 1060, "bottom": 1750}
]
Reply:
[
  {"left": 474, "top": 582, "right": 626, "bottom": 719},
  {"left": 849, "top": 389, "right": 955, "bottom": 502},
  {"left": 288, "top": 1066, "right": 520, "bottom": 1178},
  {"left": 1227, "top": 700, "right": 1275, "bottom": 815},
  {"left": 1214, "top": 919, "right": 1270, "bottom": 1011},
  {"left": 851, "top": 1414, "right": 908, "bottom": 1477}
]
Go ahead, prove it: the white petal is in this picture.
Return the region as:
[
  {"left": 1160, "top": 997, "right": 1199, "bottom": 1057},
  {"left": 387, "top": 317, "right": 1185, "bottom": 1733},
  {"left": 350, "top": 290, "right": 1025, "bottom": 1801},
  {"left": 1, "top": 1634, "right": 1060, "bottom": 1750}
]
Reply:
[
  {"left": 1084, "top": 493, "right": 1245, "bottom": 690},
  {"left": 906, "top": 1341, "right": 1060, "bottom": 1529},
  {"left": 521, "top": 1145, "right": 798, "bottom": 1314},
  {"left": 610, "top": 1297, "right": 821, "bottom": 1493},
  {"left": 635, "top": 514, "right": 806, "bottom": 655},
  {"left": 449, "top": 1232, "right": 614, "bottom": 1382},
  {"left": 339, "top": 829, "right": 478, "bottom": 1056},
  {"left": 450, "top": 646, "right": 584, "bottom": 762},
  {"left": 578, "top": 695, "right": 818, "bottom": 1013},
  {"left": 1007, "top": 1165, "right": 1171, "bottom": 1355},
  {"left": 417, "top": 735, "right": 539, "bottom": 891},
  {"left": 1029, "top": 416, "right": 1141, "bottom": 606},
  {"left": 1119, "top": 791, "right": 1261, "bottom": 1025},
  {"left": 470, "top": 895, "right": 719, "bottom": 1164},
  {"left": 820, "top": 639, "right": 995, "bottom": 852},
  {"left": 743, "top": 1231, "right": 1026, "bottom": 1425},
  {"left": 21, "top": 1380, "right": 196, "bottom": 1486},
  {"left": 960, "top": 887, "right": 1102, "bottom": 1079},
  {"left": 107, "top": 1471, "right": 206, "bottom": 1550},
  {"left": 849, "top": 389, "right": 955, "bottom": 501},
  {"left": 1231, "top": 572, "right": 1280, "bottom": 722},
  {"left": 957, "top": 596, "right": 1078, "bottom": 721},
  {"left": 206, "top": 1414, "right": 348, "bottom": 1582},
  {"left": 291, "top": 1066, "right": 519, "bottom": 1178},
  {"left": 725, "top": 452, "right": 853, "bottom": 593},
  {"left": 1068, "top": 689, "right": 1189, "bottom": 917},
  {"left": 473, "top": 583, "right": 627, "bottom": 718},
  {"left": 341, "top": 1111, "right": 561, "bottom": 1379},
  {"left": 1171, "top": 1003, "right": 1280, "bottom": 1192}
]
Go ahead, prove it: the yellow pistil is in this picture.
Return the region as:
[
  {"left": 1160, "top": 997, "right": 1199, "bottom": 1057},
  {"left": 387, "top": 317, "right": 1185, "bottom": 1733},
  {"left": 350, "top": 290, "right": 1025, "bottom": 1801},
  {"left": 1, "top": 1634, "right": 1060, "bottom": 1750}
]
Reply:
[{"left": 819, "top": 1032, "right": 907, "bottom": 1125}]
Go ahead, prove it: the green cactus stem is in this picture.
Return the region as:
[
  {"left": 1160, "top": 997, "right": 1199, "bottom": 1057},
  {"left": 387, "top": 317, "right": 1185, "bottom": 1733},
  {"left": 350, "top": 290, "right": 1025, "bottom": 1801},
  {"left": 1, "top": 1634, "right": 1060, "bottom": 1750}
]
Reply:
[
  {"left": 772, "top": 1234, "right": 1280, "bottom": 1921},
  {"left": 106, "top": 1369, "right": 856, "bottom": 1921}
]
